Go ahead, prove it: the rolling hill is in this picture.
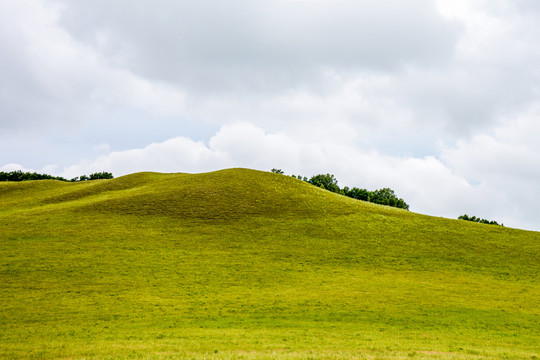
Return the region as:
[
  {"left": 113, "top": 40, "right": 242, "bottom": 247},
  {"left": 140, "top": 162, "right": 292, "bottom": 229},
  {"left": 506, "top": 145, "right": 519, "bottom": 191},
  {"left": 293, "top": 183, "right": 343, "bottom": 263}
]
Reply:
[{"left": 0, "top": 168, "right": 539, "bottom": 359}]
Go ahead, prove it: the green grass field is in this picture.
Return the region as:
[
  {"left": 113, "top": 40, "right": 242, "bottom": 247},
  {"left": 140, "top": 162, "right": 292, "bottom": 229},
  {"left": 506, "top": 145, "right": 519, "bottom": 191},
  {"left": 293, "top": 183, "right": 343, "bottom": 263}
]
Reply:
[{"left": 1, "top": 168, "right": 539, "bottom": 359}]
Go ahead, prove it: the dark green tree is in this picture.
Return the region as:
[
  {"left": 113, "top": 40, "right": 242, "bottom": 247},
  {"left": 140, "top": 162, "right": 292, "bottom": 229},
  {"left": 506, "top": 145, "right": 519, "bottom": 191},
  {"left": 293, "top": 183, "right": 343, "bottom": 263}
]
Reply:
[
  {"left": 369, "top": 188, "right": 409, "bottom": 210},
  {"left": 343, "top": 187, "right": 370, "bottom": 201},
  {"left": 309, "top": 174, "right": 340, "bottom": 193},
  {"left": 0, "top": 170, "right": 113, "bottom": 182},
  {"left": 458, "top": 214, "right": 500, "bottom": 226},
  {"left": 0, "top": 170, "right": 67, "bottom": 182},
  {"left": 89, "top": 172, "right": 114, "bottom": 180}
]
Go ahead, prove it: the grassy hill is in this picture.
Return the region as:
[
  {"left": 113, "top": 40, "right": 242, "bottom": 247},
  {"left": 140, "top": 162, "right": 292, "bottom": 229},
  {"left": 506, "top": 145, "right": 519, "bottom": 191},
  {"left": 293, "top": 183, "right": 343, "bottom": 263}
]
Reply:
[{"left": 0, "top": 168, "right": 538, "bottom": 359}]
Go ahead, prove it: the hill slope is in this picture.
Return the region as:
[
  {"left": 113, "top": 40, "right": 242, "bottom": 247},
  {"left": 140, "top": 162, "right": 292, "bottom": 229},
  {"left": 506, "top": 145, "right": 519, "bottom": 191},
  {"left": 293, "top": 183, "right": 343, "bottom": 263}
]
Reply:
[{"left": 1, "top": 168, "right": 539, "bottom": 359}]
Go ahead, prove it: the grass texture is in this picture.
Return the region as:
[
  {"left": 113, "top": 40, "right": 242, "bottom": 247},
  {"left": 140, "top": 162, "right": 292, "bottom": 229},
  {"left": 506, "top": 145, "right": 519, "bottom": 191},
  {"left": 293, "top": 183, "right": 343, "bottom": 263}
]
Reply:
[{"left": 0, "top": 168, "right": 539, "bottom": 359}]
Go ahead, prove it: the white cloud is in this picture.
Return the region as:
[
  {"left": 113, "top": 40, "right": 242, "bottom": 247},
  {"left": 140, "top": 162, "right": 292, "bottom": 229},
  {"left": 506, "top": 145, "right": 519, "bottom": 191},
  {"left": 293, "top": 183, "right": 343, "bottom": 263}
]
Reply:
[
  {"left": 61, "top": 136, "right": 226, "bottom": 178},
  {"left": 0, "top": 163, "right": 59, "bottom": 175},
  {"left": 1, "top": 164, "right": 35, "bottom": 172}
]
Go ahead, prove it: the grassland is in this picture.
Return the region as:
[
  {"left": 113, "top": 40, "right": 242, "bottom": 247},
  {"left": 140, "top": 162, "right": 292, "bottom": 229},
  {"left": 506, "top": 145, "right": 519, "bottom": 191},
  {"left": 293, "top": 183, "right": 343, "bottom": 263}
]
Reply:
[{"left": 0, "top": 168, "right": 539, "bottom": 359}]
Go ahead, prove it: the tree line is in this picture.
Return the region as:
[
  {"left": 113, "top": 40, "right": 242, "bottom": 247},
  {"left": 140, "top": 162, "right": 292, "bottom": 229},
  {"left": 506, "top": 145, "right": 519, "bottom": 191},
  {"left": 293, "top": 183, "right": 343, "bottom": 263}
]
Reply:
[
  {"left": 458, "top": 214, "right": 502, "bottom": 226},
  {"left": 271, "top": 169, "right": 409, "bottom": 210},
  {"left": 0, "top": 170, "right": 114, "bottom": 182}
]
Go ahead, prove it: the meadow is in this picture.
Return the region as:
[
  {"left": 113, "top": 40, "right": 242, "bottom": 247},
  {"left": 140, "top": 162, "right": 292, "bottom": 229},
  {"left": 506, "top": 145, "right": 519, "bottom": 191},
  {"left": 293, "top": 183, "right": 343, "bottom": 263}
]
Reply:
[{"left": 0, "top": 168, "right": 538, "bottom": 359}]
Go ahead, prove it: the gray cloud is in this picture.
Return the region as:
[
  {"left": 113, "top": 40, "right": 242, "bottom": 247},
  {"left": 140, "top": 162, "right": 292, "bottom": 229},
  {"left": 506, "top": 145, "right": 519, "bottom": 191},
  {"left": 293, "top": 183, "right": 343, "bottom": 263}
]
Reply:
[
  {"left": 54, "top": 0, "right": 458, "bottom": 92},
  {"left": 0, "top": 1, "right": 78, "bottom": 131}
]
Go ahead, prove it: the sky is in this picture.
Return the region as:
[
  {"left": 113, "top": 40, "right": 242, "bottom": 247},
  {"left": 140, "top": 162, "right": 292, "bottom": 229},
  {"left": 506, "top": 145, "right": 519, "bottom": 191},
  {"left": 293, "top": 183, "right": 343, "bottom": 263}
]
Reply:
[{"left": 1, "top": 0, "right": 540, "bottom": 231}]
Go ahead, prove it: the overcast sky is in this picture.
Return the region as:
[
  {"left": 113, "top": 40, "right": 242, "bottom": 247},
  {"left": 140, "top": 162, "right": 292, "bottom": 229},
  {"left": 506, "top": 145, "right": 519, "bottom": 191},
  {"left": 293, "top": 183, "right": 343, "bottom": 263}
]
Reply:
[{"left": 2, "top": 0, "right": 540, "bottom": 230}]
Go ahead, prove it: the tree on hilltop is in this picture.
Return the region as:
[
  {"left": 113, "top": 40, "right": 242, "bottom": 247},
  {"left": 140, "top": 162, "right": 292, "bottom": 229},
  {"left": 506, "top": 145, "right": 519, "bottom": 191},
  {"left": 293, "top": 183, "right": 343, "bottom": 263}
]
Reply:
[
  {"left": 89, "top": 172, "right": 113, "bottom": 180},
  {"left": 458, "top": 214, "right": 501, "bottom": 226},
  {"left": 270, "top": 168, "right": 409, "bottom": 210},
  {"left": 309, "top": 174, "right": 340, "bottom": 193},
  {"left": 342, "top": 187, "right": 370, "bottom": 201}
]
